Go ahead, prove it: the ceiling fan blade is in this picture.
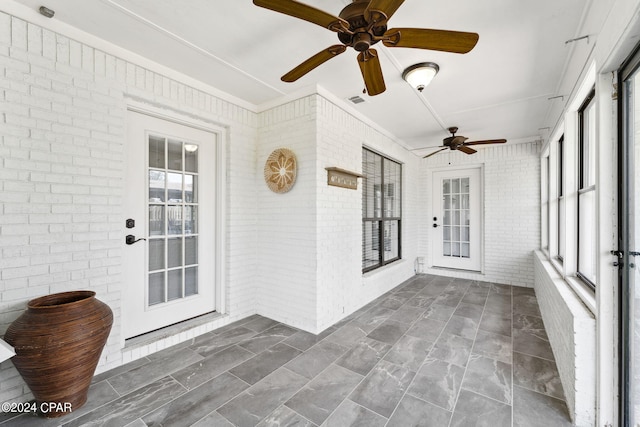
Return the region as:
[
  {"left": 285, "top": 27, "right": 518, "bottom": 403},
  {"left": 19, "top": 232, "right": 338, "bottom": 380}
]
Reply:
[
  {"left": 423, "top": 147, "right": 448, "bottom": 158},
  {"left": 357, "top": 49, "right": 386, "bottom": 96},
  {"left": 464, "top": 139, "right": 507, "bottom": 146},
  {"left": 253, "top": 0, "right": 349, "bottom": 32},
  {"left": 457, "top": 145, "right": 477, "bottom": 155},
  {"left": 383, "top": 28, "right": 479, "bottom": 53},
  {"left": 282, "top": 45, "right": 347, "bottom": 82},
  {"left": 410, "top": 145, "right": 444, "bottom": 151},
  {"left": 365, "top": 0, "right": 405, "bottom": 24}
]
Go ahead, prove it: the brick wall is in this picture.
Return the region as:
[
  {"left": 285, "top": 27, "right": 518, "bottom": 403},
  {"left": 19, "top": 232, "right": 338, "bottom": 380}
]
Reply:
[
  {"left": 420, "top": 141, "right": 541, "bottom": 286},
  {"left": 255, "top": 94, "right": 421, "bottom": 333},
  {"left": 256, "top": 96, "right": 318, "bottom": 331},
  {"left": 534, "top": 251, "right": 596, "bottom": 425},
  {"left": 316, "top": 96, "right": 421, "bottom": 331},
  {"left": 0, "top": 11, "right": 258, "bottom": 403}
]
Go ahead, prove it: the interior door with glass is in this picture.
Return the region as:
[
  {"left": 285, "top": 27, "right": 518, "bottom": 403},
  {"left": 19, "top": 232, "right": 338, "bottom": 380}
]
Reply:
[
  {"left": 123, "top": 110, "right": 216, "bottom": 339},
  {"left": 431, "top": 167, "right": 482, "bottom": 271}
]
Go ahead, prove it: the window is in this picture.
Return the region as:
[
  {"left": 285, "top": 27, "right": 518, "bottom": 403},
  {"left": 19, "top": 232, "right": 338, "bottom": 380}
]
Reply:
[
  {"left": 557, "top": 136, "right": 565, "bottom": 263},
  {"left": 542, "top": 154, "right": 550, "bottom": 253},
  {"left": 362, "top": 148, "right": 402, "bottom": 272},
  {"left": 577, "top": 88, "right": 596, "bottom": 287}
]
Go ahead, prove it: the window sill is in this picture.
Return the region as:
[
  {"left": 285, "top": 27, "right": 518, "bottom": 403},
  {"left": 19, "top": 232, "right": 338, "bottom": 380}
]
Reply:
[
  {"left": 362, "top": 259, "right": 406, "bottom": 278},
  {"left": 565, "top": 276, "right": 596, "bottom": 315},
  {"left": 545, "top": 254, "right": 596, "bottom": 315}
]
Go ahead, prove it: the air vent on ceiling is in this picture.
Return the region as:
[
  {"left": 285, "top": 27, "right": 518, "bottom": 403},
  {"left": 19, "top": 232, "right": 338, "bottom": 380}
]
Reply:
[{"left": 348, "top": 96, "right": 365, "bottom": 104}]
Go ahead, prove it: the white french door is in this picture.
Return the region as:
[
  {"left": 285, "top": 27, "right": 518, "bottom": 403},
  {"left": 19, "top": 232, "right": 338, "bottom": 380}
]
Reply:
[
  {"left": 123, "top": 110, "right": 216, "bottom": 339},
  {"left": 431, "top": 167, "right": 482, "bottom": 271}
]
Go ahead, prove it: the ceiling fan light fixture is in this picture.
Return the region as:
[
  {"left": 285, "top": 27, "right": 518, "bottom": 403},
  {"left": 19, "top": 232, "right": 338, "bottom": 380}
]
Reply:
[{"left": 402, "top": 62, "right": 439, "bottom": 92}]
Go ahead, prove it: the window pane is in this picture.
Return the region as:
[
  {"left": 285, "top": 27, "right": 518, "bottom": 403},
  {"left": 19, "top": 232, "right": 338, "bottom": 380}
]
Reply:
[
  {"left": 452, "top": 178, "right": 460, "bottom": 193},
  {"left": 149, "top": 135, "right": 165, "bottom": 169},
  {"left": 578, "top": 189, "right": 596, "bottom": 284},
  {"left": 443, "top": 242, "right": 451, "bottom": 256},
  {"left": 461, "top": 178, "right": 469, "bottom": 193},
  {"left": 185, "top": 206, "right": 198, "bottom": 234},
  {"left": 185, "top": 144, "right": 198, "bottom": 172},
  {"left": 452, "top": 226, "right": 460, "bottom": 241},
  {"left": 167, "top": 205, "right": 182, "bottom": 235},
  {"left": 362, "top": 220, "right": 380, "bottom": 269},
  {"left": 148, "top": 239, "right": 165, "bottom": 271},
  {"left": 559, "top": 197, "right": 565, "bottom": 260},
  {"left": 443, "top": 226, "right": 451, "bottom": 241},
  {"left": 384, "top": 158, "right": 401, "bottom": 217},
  {"left": 168, "top": 237, "right": 182, "bottom": 268},
  {"left": 383, "top": 220, "right": 399, "bottom": 261},
  {"left": 185, "top": 236, "right": 198, "bottom": 265},
  {"left": 461, "top": 243, "right": 470, "bottom": 258},
  {"left": 167, "top": 269, "right": 183, "bottom": 301},
  {"left": 185, "top": 266, "right": 198, "bottom": 296},
  {"left": 149, "top": 171, "right": 165, "bottom": 202},
  {"left": 185, "top": 175, "right": 198, "bottom": 203},
  {"left": 167, "top": 172, "right": 182, "bottom": 202},
  {"left": 148, "top": 272, "right": 165, "bottom": 306},
  {"left": 168, "top": 139, "right": 183, "bottom": 171},
  {"left": 452, "top": 242, "right": 460, "bottom": 257},
  {"left": 149, "top": 205, "right": 165, "bottom": 236},
  {"left": 363, "top": 150, "right": 382, "bottom": 218}
]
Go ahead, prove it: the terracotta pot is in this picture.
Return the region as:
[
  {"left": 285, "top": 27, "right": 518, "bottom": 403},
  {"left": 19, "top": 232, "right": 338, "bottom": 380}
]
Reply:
[{"left": 4, "top": 291, "right": 113, "bottom": 418}]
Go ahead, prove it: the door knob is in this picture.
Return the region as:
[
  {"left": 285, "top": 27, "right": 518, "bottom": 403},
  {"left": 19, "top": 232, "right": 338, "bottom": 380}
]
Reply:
[
  {"left": 125, "top": 235, "right": 146, "bottom": 245},
  {"left": 433, "top": 223, "right": 439, "bottom": 228}
]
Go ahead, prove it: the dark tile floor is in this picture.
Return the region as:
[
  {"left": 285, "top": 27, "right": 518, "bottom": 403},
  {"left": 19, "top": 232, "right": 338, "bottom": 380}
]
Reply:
[{"left": 1, "top": 275, "right": 574, "bottom": 426}]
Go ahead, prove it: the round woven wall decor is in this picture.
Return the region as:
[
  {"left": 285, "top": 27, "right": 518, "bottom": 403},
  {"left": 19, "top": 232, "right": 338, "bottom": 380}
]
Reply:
[{"left": 264, "top": 148, "right": 297, "bottom": 193}]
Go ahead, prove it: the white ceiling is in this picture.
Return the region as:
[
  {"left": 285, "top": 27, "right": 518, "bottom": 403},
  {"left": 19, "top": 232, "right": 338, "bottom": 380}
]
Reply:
[{"left": 18, "top": 0, "right": 590, "bottom": 153}]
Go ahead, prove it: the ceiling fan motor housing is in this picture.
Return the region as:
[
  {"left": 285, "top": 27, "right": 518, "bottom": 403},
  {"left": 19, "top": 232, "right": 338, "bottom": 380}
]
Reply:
[{"left": 337, "top": 1, "right": 386, "bottom": 51}]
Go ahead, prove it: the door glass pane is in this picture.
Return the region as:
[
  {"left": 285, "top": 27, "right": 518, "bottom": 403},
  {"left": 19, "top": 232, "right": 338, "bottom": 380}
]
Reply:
[
  {"left": 167, "top": 205, "right": 182, "bottom": 235},
  {"left": 168, "top": 139, "right": 183, "bottom": 171},
  {"left": 185, "top": 266, "right": 198, "bottom": 296},
  {"left": 167, "top": 173, "right": 182, "bottom": 202},
  {"left": 185, "top": 236, "right": 198, "bottom": 265},
  {"left": 147, "top": 134, "right": 201, "bottom": 308},
  {"left": 167, "top": 269, "right": 183, "bottom": 301},
  {"left": 149, "top": 135, "right": 165, "bottom": 169},
  {"left": 148, "top": 272, "right": 165, "bottom": 306},
  {"left": 185, "top": 175, "right": 198, "bottom": 203},
  {"left": 167, "top": 238, "right": 182, "bottom": 268},
  {"left": 149, "top": 206, "right": 165, "bottom": 236},
  {"left": 148, "top": 239, "right": 165, "bottom": 271},
  {"left": 185, "top": 206, "right": 198, "bottom": 234},
  {"left": 185, "top": 144, "right": 198, "bottom": 172},
  {"left": 149, "top": 171, "right": 165, "bottom": 202}
]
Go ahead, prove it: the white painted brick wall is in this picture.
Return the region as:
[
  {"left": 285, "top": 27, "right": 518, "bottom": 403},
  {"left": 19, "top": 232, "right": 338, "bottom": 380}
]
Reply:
[
  {"left": 0, "top": 11, "right": 258, "bottom": 403},
  {"left": 316, "top": 96, "right": 420, "bottom": 331},
  {"left": 420, "top": 141, "right": 541, "bottom": 287},
  {"left": 256, "top": 94, "right": 421, "bottom": 333},
  {"left": 534, "top": 251, "right": 596, "bottom": 425},
  {"left": 256, "top": 96, "right": 318, "bottom": 332}
]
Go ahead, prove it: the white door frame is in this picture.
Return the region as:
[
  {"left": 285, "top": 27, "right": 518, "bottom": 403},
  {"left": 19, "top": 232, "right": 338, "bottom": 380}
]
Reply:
[
  {"left": 429, "top": 164, "right": 484, "bottom": 273},
  {"left": 123, "top": 100, "right": 227, "bottom": 341}
]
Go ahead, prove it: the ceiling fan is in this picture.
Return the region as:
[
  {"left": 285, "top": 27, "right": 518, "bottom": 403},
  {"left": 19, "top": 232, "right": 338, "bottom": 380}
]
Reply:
[
  {"left": 422, "top": 127, "right": 507, "bottom": 158},
  {"left": 253, "top": 0, "right": 479, "bottom": 96}
]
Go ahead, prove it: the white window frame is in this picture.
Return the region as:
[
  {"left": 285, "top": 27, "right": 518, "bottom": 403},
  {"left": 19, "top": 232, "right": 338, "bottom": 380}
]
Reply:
[{"left": 541, "top": 63, "right": 597, "bottom": 313}]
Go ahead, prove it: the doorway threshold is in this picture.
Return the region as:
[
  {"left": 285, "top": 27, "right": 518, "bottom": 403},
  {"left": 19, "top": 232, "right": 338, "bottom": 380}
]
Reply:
[{"left": 124, "top": 311, "right": 223, "bottom": 351}]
